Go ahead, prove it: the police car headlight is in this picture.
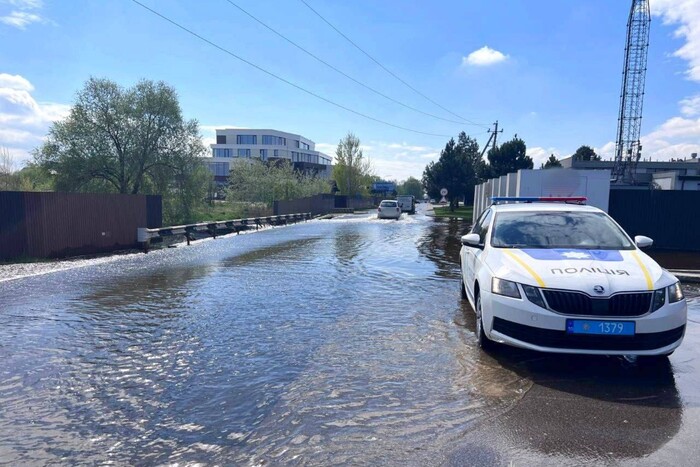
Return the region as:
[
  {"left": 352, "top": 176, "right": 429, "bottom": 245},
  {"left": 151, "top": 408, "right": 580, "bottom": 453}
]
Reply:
[
  {"left": 668, "top": 282, "right": 684, "bottom": 303},
  {"left": 652, "top": 289, "right": 666, "bottom": 311},
  {"left": 492, "top": 278, "right": 521, "bottom": 299},
  {"left": 522, "top": 284, "right": 546, "bottom": 309}
]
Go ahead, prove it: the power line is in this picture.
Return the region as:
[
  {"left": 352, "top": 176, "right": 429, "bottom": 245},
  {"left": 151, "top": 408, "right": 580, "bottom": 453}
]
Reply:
[
  {"left": 224, "top": 0, "right": 467, "bottom": 126},
  {"left": 129, "top": 0, "right": 452, "bottom": 138},
  {"left": 298, "top": 0, "right": 489, "bottom": 129}
]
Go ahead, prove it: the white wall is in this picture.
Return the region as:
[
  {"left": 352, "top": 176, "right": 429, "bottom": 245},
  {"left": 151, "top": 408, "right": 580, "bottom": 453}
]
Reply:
[
  {"left": 473, "top": 168, "right": 612, "bottom": 220},
  {"left": 516, "top": 169, "right": 610, "bottom": 211}
]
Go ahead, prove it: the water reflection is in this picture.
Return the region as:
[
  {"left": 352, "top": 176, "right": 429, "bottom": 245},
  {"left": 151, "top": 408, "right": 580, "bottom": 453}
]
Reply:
[{"left": 417, "top": 217, "right": 470, "bottom": 277}]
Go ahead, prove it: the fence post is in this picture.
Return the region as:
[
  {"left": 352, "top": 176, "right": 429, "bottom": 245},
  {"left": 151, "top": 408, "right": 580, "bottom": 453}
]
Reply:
[{"left": 137, "top": 227, "right": 150, "bottom": 253}]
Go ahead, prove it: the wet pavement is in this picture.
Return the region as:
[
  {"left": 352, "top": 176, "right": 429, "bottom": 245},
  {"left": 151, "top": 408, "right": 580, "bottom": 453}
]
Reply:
[{"left": 0, "top": 204, "right": 699, "bottom": 465}]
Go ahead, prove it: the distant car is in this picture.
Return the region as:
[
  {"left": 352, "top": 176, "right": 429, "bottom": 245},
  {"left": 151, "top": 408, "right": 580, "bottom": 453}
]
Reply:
[
  {"left": 460, "top": 196, "right": 687, "bottom": 358},
  {"left": 397, "top": 195, "right": 416, "bottom": 214},
  {"left": 429, "top": 199, "right": 436, "bottom": 204},
  {"left": 377, "top": 200, "right": 401, "bottom": 219}
]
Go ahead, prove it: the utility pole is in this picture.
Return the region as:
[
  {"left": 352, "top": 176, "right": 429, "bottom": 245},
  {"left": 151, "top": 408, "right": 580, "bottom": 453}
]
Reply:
[
  {"left": 481, "top": 121, "right": 504, "bottom": 158},
  {"left": 490, "top": 120, "right": 503, "bottom": 152}
]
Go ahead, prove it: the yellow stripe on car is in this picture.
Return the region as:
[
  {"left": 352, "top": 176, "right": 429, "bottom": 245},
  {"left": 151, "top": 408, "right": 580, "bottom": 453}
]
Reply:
[
  {"left": 503, "top": 251, "right": 546, "bottom": 287},
  {"left": 630, "top": 250, "right": 654, "bottom": 290}
]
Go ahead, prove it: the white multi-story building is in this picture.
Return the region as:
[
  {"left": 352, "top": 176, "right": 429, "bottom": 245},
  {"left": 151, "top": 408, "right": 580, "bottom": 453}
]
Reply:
[{"left": 206, "top": 128, "right": 333, "bottom": 184}]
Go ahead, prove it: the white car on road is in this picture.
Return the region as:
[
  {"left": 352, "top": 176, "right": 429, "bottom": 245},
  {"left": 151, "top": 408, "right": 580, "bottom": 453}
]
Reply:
[
  {"left": 460, "top": 197, "right": 687, "bottom": 357},
  {"left": 377, "top": 200, "right": 401, "bottom": 220}
]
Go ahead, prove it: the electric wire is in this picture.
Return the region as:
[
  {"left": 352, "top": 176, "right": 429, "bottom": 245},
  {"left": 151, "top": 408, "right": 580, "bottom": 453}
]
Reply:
[
  {"left": 129, "top": 0, "right": 452, "bottom": 138},
  {"left": 298, "top": 0, "right": 490, "bottom": 129},
  {"left": 224, "top": 0, "right": 469, "bottom": 125}
]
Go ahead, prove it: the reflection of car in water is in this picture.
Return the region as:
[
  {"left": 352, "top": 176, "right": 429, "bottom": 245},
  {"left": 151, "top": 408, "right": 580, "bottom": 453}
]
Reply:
[
  {"left": 460, "top": 197, "right": 687, "bottom": 357},
  {"left": 464, "top": 346, "right": 683, "bottom": 462},
  {"left": 377, "top": 200, "right": 401, "bottom": 219}
]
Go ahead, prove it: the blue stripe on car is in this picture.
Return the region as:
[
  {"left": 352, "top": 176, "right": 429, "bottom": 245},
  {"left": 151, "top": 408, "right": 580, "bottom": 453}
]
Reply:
[{"left": 521, "top": 249, "right": 624, "bottom": 261}]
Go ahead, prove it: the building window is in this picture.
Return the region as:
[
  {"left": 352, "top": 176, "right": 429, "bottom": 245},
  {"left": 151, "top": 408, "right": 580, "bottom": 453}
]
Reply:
[
  {"left": 260, "top": 149, "right": 268, "bottom": 160},
  {"left": 216, "top": 135, "right": 227, "bottom": 144},
  {"left": 236, "top": 135, "right": 257, "bottom": 145},
  {"left": 213, "top": 148, "right": 233, "bottom": 158},
  {"left": 262, "top": 135, "right": 287, "bottom": 145},
  {"left": 301, "top": 142, "right": 310, "bottom": 150},
  {"left": 273, "top": 149, "right": 279, "bottom": 157},
  {"left": 206, "top": 162, "right": 230, "bottom": 177},
  {"left": 237, "top": 148, "right": 251, "bottom": 157}
]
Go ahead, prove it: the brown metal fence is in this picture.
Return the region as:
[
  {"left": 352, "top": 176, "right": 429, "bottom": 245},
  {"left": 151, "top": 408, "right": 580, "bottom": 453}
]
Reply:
[{"left": 0, "top": 191, "right": 162, "bottom": 261}]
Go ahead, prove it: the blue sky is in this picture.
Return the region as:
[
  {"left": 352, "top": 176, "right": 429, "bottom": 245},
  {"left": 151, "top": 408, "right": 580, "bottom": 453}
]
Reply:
[{"left": 1, "top": 0, "right": 699, "bottom": 181}]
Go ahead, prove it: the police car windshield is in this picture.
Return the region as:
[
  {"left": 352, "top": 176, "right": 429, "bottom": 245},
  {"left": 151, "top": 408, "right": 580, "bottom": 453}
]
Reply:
[{"left": 490, "top": 211, "right": 635, "bottom": 250}]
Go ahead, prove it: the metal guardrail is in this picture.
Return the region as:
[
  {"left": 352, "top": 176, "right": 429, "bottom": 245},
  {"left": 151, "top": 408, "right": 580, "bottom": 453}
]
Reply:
[{"left": 137, "top": 212, "right": 311, "bottom": 252}]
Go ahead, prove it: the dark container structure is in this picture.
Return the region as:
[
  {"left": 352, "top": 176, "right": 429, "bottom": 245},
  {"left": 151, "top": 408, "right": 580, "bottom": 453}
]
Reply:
[
  {"left": 609, "top": 190, "right": 700, "bottom": 251},
  {"left": 274, "top": 194, "right": 380, "bottom": 216},
  {"left": 0, "top": 191, "right": 162, "bottom": 261}
]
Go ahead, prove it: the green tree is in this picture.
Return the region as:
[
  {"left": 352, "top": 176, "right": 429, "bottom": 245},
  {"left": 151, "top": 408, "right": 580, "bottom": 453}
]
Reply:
[
  {"left": 332, "top": 132, "right": 373, "bottom": 196},
  {"left": 35, "top": 78, "right": 211, "bottom": 224},
  {"left": 541, "top": 154, "right": 562, "bottom": 169},
  {"left": 572, "top": 145, "right": 601, "bottom": 161},
  {"left": 227, "top": 159, "right": 330, "bottom": 205},
  {"left": 485, "top": 136, "right": 533, "bottom": 177},
  {"left": 456, "top": 132, "right": 482, "bottom": 204},
  {"left": 422, "top": 137, "right": 476, "bottom": 211},
  {"left": 0, "top": 147, "right": 20, "bottom": 190},
  {"left": 397, "top": 176, "right": 423, "bottom": 199},
  {"left": 16, "top": 163, "right": 55, "bottom": 191}
]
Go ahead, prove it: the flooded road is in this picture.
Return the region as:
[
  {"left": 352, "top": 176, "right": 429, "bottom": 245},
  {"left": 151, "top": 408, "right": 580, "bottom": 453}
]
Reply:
[{"left": 1, "top": 204, "right": 699, "bottom": 465}]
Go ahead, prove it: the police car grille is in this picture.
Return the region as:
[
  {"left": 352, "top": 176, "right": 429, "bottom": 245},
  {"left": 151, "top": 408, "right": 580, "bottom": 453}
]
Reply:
[{"left": 542, "top": 290, "right": 652, "bottom": 317}]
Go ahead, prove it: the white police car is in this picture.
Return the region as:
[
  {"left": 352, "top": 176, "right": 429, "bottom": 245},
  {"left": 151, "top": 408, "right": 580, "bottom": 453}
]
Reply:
[{"left": 460, "top": 197, "right": 687, "bottom": 357}]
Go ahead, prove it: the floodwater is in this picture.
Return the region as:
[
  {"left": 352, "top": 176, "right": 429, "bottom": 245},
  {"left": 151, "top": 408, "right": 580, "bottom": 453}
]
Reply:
[{"left": 1, "top": 204, "right": 699, "bottom": 466}]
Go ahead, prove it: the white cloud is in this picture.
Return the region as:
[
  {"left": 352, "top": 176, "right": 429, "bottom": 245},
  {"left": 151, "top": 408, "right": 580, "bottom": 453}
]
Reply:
[
  {"left": 199, "top": 124, "right": 246, "bottom": 148},
  {"left": 0, "top": 10, "right": 42, "bottom": 28},
  {"left": 527, "top": 146, "right": 561, "bottom": 168},
  {"left": 462, "top": 46, "right": 508, "bottom": 67},
  {"left": 0, "top": 73, "right": 34, "bottom": 91},
  {"left": 595, "top": 113, "right": 700, "bottom": 162},
  {"left": 6, "top": 0, "right": 44, "bottom": 8},
  {"left": 640, "top": 115, "right": 700, "bottom": 159},
  {"left": 680, "top": 94, "right": 700, "bottom": 116},
  {"left": 595, "top": 141, "right": 616, "bottom": 159},
  {"left": 651, "top": 0, "right": 700, "bottom": 81},
  {"left": 0, "top": 127, "right": 37, "bottom": 144},
  {"left": 0, "top": 0, "right": 50, "bottom": 30},
  {"left": 0, "top": 74, "right": 69, "bottom": 165}
]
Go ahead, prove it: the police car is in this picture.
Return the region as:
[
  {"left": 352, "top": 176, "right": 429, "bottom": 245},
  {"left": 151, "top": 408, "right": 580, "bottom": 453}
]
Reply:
[{"left": 460, "top": 197, "right": 687, "bottom": 357}]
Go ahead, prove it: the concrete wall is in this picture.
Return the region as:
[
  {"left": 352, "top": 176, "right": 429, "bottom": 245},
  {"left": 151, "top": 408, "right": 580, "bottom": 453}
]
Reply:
[
  {"left": 516, "top": 169, "right": 611, "bottom": 211},
  {"left": 473, "top": 168, "right": 611, "bottom": 220}
]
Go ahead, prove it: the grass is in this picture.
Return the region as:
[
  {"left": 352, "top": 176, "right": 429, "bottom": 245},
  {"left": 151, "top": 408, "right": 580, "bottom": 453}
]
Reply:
[{"left": 432, "top": 205, "right": 473, "bottom": 219}]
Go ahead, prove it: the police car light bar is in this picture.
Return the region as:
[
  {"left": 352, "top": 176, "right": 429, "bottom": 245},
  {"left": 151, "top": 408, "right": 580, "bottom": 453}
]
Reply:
[{"left": 491, "top": 196, "right": 587, "bottom": 205}]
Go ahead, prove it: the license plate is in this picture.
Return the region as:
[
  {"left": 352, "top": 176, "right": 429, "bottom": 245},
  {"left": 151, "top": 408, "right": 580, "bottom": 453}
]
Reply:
[{"left": 566, "top": 319, "right": 635, "bottom": 336}]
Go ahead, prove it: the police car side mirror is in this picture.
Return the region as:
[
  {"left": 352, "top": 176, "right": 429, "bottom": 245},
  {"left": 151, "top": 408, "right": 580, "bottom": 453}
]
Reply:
[
  {"left": 635, "top": 235, "right": 653, "bottom": 248},
  {"left": 461, "top": 234, "right": 481, "bottom": 247}
]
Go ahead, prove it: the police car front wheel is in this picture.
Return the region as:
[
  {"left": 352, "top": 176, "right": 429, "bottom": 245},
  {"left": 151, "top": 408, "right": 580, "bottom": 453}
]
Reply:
[{"left": 475, "top": 294, "right": 495, "bottom": 351}]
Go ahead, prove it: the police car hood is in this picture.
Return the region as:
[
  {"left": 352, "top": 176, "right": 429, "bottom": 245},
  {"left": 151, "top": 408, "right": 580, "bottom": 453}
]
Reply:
[{"left": 485, "top": 248, "right": 674, "bottom": 294}]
